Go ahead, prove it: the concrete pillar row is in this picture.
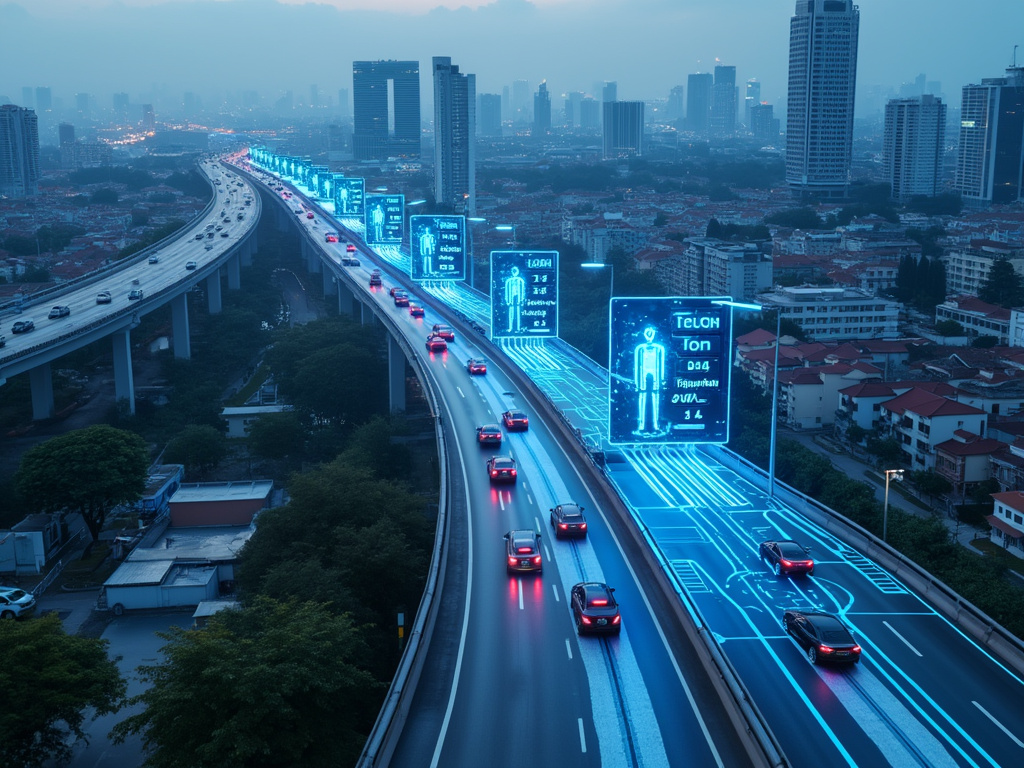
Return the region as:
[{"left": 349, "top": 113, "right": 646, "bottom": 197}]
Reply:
[
  {"left": 338, "top": 282, "right": 355, "bottom": 316},
  {"left": 171, "top": 292, "right": 191, "bottom": 360},
  {"left": 29, "top": 362, "right": 55, "bottom": 421},
  {"left": 388, "top": 334, "right": 407, "bottom": 413},
  {"left": 111, "top": 329, "right": 135, "bottom": 415}
]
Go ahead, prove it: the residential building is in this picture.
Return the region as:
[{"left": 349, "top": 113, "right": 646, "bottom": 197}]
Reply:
[
  {"left": 744, "top": 79, "right": 760, "bottom": 129},
  {"left": 579, "top": 98, "right": 600, "bottom": 131},
  {"left": 433, "top": 56, "right": 476, "bottom": 214},
  {"left": 878, "top": 387, "right": 988, "bottom": 470},
  {"left": 943, "top": 241, "right": 1024, "bottom": 297},
  {"left": 533, "top": 81, "right": 551, "bottom": 136},
  {"left": 883, "top": 95, "right": 946, "bottom": 201},
  {"left": 835, "top": 380, "right": 956, "bottom": 435},
  {"left": 479, "top": 93, "right": 502, "bottom": 137},
  {"left": 987, "top": 491, "right": 1024, "bottom": 557},
  {"left": 353, "top": 60, "right": 421, "bottom": 161},
  {"left": 750, "top": 103, "right": 778, "bottom": 141},
  {"left": 934, "top": 431, "right": 1006, "bottom": 497},
  {"left": 686, "top": 73, "right": 713, "bottom": 134},
  {"left": 955, "top": 67, "right": 1024, "bottom": 206},
  {"left": 779, "top": 360, "right": 882, "bottom": 429},
  {"left": 759, "top": 286, "right": 899, "bottom": 341},
  {"left": 676, "top": 237, "right": 772, "bottom": 301},
  {"left": 935, "top": 296, "right": 1011, "bottom": 344},
  {"left": 786, "top": 0, "right": 860, "bottom": 198},
  {"left": 603, "top": 101, "right": 644, "bottom": 159},
  {"left": 667, "top": 85, "right": 685, "bottom": 121},
  {"left": 711, "top": 65, "right": 737, "bottom": 136},
  {"left": 0, "top": 104, "right": 39, "bottom": 197}
]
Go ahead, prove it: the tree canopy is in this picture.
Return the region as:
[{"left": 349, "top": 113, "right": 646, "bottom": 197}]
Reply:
[
  {"left": 163, "top": 424, "right": 228, "bottom": 479},
  {"left": 111, "top": 598, "right": 381, "bottom": 768},
  {"left": 0, "top": 614, "right": 126, "bottom": 768},
  {"left": 15, "top": 425, "right": 150, "bottom": 541},
  {"left": 979, "top": 258, "right": 1024, "bottom": 308}
]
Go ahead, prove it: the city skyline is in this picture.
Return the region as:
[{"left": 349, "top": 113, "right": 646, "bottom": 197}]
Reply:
[{"left": 2, "top": 0, "right": 1022, "bottom": 115}]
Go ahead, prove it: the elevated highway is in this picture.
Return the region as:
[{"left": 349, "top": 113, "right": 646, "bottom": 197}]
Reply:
[
  {"left": 238, "top": 155, "right": 1024, "bottom": 768},
  {"left": 0, "top": 159, "right": 261, "bottom": 417}
]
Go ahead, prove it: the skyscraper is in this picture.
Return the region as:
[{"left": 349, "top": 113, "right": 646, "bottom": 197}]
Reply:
[
  {"left": 35, "top": 87, "right": 51, "bottom": 112},
  {"left": 602, "top": 81, "right": 618, "bottom": 103},
  {"left": 667, "top": 85, "right": 685, "bottom": 122},
  {"left": 744, "top": 79, "right": 760, "bottom": 129},
  {"left": 750, "top": 103, "right": 779, "bottom": 141},
  {"left": 565, "top": 91, "right": 585, "bottom": 129},
  {"left": 113, "top": 92, "right": 130, "bottom": 119},
  {"left": 884, "top": 95, "right": 946, "bottom": 201},
  {"left": 711, "top": 65, "right": 737, "bottom": 136},
  {"left": 512, "top": 80, "right": 531, "bottom": 124},
  {"left": 686, "top": 73, "right": 713, "bottom": 134},
  {"left": 0, "top": 104, "right": 40, "bottom": 197},
  {"left": 337, "top": 88, "right": 349, "bottom": 121},
  {"left": 479, "top": 93, "right": 502, "bottom": 137},
  {"left": 21, "top": 87, "right": 33, "bottom": 109},
  {"left": 955, "top": 66, "right": 1024, "bottom": 206},
  {"left": 786, "top": 0, "right": 860, "bottom": 199},
  {"left": 579, "top": 98, "right": 600, "bottom": 132},
  {"left": 534, "top": 81, "right": 551, "bottom": 136},
  {"left": 433, "top": 56, "right": 476, "bottom": 214},
  {"left": 603, "top": 101, "right": 644, "bottom": 159},
  {"left": 353, "top": 60, "right": 421, "bottom": 161}
]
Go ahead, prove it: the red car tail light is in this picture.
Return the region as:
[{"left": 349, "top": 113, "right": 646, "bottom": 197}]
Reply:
[
  {"left": 852, "top": 645, "right": 861, "bottom": 654},
  {"left": 590, "top": 599, "right": 608, "bottom": 606},
  {"left": 579, "top": 523, "right": 587, "bottom": 530},
  {"left": 559, "top": 524, "right": 568, "bottom": 530},
  {"left": 517, "top": 547, "right": 532, "bottom": 554},
  {"left": 533, "top": 556, "right": 542, "bottom": 564},
  {"left": 581, "top": 615, "right": 592, "bottom": 625},
  {"left": 508, "top": 556, "right": 517, "bottom": 566},
  {"left": 781, "top": 559, "right": 793, "bottom": 568},
  {"left": 490, "top": 470, "right": 498, "bottom": 477},
  {"left": 818, "top": 644, "right": 835, "bottom": 654},
  {"left": 510, "top": 469, "right": 517, "bottom": 476},
  {"left": 612, "top": 615, "right": 620, "bottom": 624}
]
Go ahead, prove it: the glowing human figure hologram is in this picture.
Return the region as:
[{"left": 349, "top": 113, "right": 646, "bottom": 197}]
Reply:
[
  {"left": 503, "top": 266, "right": 527, "bottom": 333},
  {"left": 338, "top": 185, "right": 349, "bottom": 214},
  {"left": 323, "top": 178, "right": 332, "bottom": 199},
  {"left": 371, "top": 203, "right": 385, "bottom": 241},
  {"left": 634, "top": 326, "right": 666, "bottom": 434},
  {"left": 419, "top": 227, "right": 437, "bottom": 274}
]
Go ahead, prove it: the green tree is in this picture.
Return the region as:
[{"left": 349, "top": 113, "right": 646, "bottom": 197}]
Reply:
[
  {"left": 90, "top": 188, "right": 119, "bottom": 204},
  {"left": 846, "top": 424, "right": 868, "bottom": 446},
  {"left": 15, "top": 425, "right": 149, "bottom": 542},
  {"left": 247, "top": 411, "right": 307, "bottom": 462},
  {"left": 865, "top": 436, "right": 904, "bottom": 468},
  {"left": 765, "top": 207, "right": 824, "bottom": 230},
  {"left": 979, "top": 258, "right": 1024, "bottom": 308},
  {"left": 111, "top": 598, "right": 382, "bottom": 768},
  {"left": 910, "top": 470, "right": 953, "bottom": 499},
  {"left": 972, "top": 335, "right": 998, "bottom": 348},
  {"left": 164, "top": 425, "right": 227, "bottom": 478},
  {"left": 934, "top": 319, "right": 964, "bottom": 337},
  {"left": 0, "top": 614, "right": 126, "bottom": 768}
]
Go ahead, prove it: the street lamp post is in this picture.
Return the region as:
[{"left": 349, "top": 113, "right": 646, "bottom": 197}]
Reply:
[
  {"left": 580, "top": 262, "right": 614, "bottom": 298},
  {"left": 883, "top": 468, "right": 904, "bottom": 543},
  {"left": 712, "top": 300, "right": 782, "bottom": 498},
  {"left": 494, "top": 224, "right": 516, "bottom": 248}
]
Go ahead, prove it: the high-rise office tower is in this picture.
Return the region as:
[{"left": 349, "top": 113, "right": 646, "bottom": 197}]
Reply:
[
  {"left": 75, "top": 92, "right": 90, "bottom": 115},
  {"left": 512, "top": 79, "right": 531, "bottom": 124},
  {"left": 479, "top": 93, "right": 502, "bottom": 137},
  {"left": 0, "top": 104, "right": 40, "bottom": 197},
  {"left": 744, "top": 79, "right": 760, "bottom": 128},
  {"left": 686, "top": 73, "right": 713, "bottom": 134},
  {"left": 353, "top": 60, "right": 421, "bottom": 161},
  {"left": 337, "top": 88, "right": 349, "bottom": 121},
  {"left": 786, "top": 0, "right": 860, "bottom": 199},
  {"left": 534, "top": 81, "right": 551, "bottom": 136},
  {"left": 565, "top": 91, "right": 585, "bottom": 128},
  {"left": 667, "top": 85, "right": 685, "bottom": 121},
  {"left": 21, "top": 87, "right": 33, "bottom": 109},
  {"left": 309, "top": 84, "right": 319, "bottom": 109},
  {"left": 602, "top": 81, "right": 618, "bottom": 103},
  {"left": 955, "top": 66, "right": 1024, "bottom": 206},
  {"left": 433, "top": 56, "right": 476, "bottom": 214},
  {"left": 750, "top": 103, "right": 779, "bottom": 141},
  {"left": 59, "top": 122, "right": 75, "bottom": 169},
  {"left": 35, "top": 87, "right": 52, "bottom": 112},
  {"left": 711, "top": 65, "right": 737, "bottom": 136},
  {"left": 884, "top": 95, "right": 946, "bottom": 201},
  {"left": 502, "top": 86, "right": 510, "bottom": 121},
  {"left": 603, "top": 100, "right": 644, "bottom": 159},
  {"left": 580, "top": 98, "right": 600, "bottom": 131},
  {"left": 113, "top": 92, "right": 130, "bottom": 118},
  {"left": 141, "top": 104, "right": 155, "bottom": 132}
]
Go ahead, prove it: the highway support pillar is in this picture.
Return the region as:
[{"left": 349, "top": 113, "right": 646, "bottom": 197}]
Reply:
[
  {"left": 323, "top": 269, "right": 337, "bottom": 298},
  {"left": 171, "top": 292, "right": 191, "bottom": 360},
  {"left": 227, "top": 252, "right": 241, "bottom": 291},
  {"left": 29, "top": 362, "right": 55, "bottom": 420},
  {"left": 240, "top": 238, "right": 253, "bottom": 268},
  {"left": 360, "top": 300, "right": 374, "bottom": 326},
  {"left": 388, "top": 335, "right": 406, "bottom": 413},
  {"left": 307, "top": 244, "right": 321, "bottom": 275},
  {"left": 338, "top": 283, "right": 354, "bottom": 316},
  {"left": 207, "top": 270, "right": 222, "bottom": 314},
  {"left": 112, "top": 329, "right": 135, "bottom": 415}
]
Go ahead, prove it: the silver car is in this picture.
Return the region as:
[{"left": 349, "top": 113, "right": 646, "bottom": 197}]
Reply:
[{"left": 0, "top": 586, "right": 36, "bottom": 619}]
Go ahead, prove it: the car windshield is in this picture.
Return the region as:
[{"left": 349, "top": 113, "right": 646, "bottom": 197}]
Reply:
[
  {"left": 508, "top": 411, "right": 525, "bottom": 419},
  {"left": 493, "top": 459, "right": 513, "bottom": 468},
  {"left": 562, "top": 512, "right": 583, "bottom": 522},
  {"left": 481, "top": 425, "right": 500, "bottom": 432},
  {"left": 778, "top": 542, "right": 807, "bottom": 558},
  {"left": 821, "top": 629, "right": 852, "bottom": 643},
  {"left": 4, "top": 589, "right": 27, "bottom": 600}
]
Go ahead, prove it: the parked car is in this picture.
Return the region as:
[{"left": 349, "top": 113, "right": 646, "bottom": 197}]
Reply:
[{"left": 0, "top": 586, "right": 36, "bottom": 619}]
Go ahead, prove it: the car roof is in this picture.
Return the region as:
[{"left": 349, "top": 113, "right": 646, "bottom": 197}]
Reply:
[
  {"left": 479, "top": 424, "right": 500, "bottom": 431},
  {"left": 491, "top": 455, "right": 515, "bottom": 464},
  {"left": 506, "top": 409, "right": 526, "bottom": 416}
]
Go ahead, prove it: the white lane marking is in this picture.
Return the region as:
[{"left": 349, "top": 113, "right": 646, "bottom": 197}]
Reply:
[
  {"left": 578, "top": 718, "right": 587, "bottom": 753},
  {"left": 528, "top": 494, "right": 534, "bottom": 504},
  {"left": 883, "top": 620, "right": 923, "bottom": 657},
  {"left": 973, "top": 701, "right": 1024, "bottom": 749},
  {"left": 522, "top": 481, "right": 529, "bottom": 492},
  {"left": 534, "top": 515, "right": 543, "bottom": 533},
  {"left": 518, "top": 579, "right": 524, "bottom": 610},
  {"left": 499, "top": 494, "right": 505, "bottom": 511},
  {"left": 565, "top": 638, "right": 573, "bottom": 660},
  {"left": 552, "top": 584, "right": 560, "bottom": 602},
  {"left": 456, "top": 386, "right": 465, "bottom": 399},
  {"left": 543, "top": 543, "right": 552, "bottom": 562},
  {"left": 430, "top": 397, "right": 474, "bottom": 768}
]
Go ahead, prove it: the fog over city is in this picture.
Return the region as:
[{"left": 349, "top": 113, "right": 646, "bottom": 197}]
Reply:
[{"left": 2, "top": 0, "right": 1022, "bottom": 114}]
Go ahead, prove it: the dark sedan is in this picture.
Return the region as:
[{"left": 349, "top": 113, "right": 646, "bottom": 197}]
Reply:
[
  {"left": 431, "top": 324, "right": 455, "bottom": 342},
  {"left": 486, "top": 455, "right": 517, "bottom": 483},
  {"left": 476, "top": 424, "right": 503, "bottom": 447},
  {"left": 759, "top": 539, "right": 814, "bottom": 576},
  {"left": 502, "top": 409, "right": 529, "bottom": 432},
  {"left": 782, "top": 609, "right": 861, "bottom": 665},
  {"left": 12, "top": 319, "right": 35, "bottom": 333},
  {"left": 550, "top": 503, "right": 588, "bottom": 539},
  {"left": 466, "top": 358, "right": 487, "bottom": 375},
  {"left": 570, "top": 582, "right": 621, "bottom": 635},
  {"left": 504, "top": 530, "right": 543, "bottom": 574}
]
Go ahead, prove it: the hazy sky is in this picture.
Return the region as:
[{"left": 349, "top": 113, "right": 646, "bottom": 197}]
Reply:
[{"left": 2, "top": 0, "right": 1022, "bottom": 112}]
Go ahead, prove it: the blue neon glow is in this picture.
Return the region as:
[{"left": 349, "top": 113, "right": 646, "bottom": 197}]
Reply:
[
  {"left": 335, "top": 177, "right": 365, "bottom": 216},
  {"left": 609, "top": 297, "right": 731, "bottom": 445},
  {"left": 490, "top": 250, "right": 559, "bottom": 340},
  {"left": 410, "top": 215, "right": 465, "bottom": 282},
  {"left": 364, "top": 194, "right": 404, "bottom": 245}
]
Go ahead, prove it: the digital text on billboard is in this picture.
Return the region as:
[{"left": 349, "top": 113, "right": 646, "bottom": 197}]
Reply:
[
  {"left": 410, "top": 215, "right": 465, "bottom": 281},
  {"left": 490, "top": 250, "right": 559, "bottom": 339},
  {"left": 364, "top": 194, "right": 404, "bottom": 244},
  {"left": 335, "top": 178, "right": 365, "bottom": 217},
  {"left": 608, "top": 297, "right": 731, "bottom": 445}
]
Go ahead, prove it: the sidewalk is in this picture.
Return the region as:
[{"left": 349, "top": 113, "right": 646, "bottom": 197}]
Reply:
[{"left": 778, "top": 427, "right": 988, "bottom": 549}]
